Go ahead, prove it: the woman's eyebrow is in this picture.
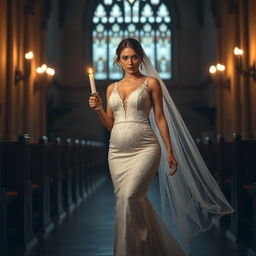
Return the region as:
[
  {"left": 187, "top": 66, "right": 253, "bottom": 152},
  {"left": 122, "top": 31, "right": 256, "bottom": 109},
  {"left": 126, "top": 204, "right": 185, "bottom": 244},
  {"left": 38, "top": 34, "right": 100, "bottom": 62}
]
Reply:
[{"left": 121, "top": 54, "right": 138, "bottom": 57}]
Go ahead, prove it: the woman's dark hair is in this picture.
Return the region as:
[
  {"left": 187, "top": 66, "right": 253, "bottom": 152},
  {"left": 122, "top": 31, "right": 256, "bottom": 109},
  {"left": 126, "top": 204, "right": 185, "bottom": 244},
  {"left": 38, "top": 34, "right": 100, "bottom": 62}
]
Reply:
[{"left": 114, "top": 38, "right": 145, "bottom": 65}]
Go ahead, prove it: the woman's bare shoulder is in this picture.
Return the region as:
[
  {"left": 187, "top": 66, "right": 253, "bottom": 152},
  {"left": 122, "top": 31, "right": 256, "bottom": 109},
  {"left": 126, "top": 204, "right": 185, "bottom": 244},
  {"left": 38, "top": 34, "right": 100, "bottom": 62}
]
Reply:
[
  {"left": 147, "top": 77, "right": 161, "bottom": 90},
  {"left": 107, "top": 82, "right": 117, "bottom": 91},
  {"left": 106, "top": 82, "right": 116, "bottom": 96}
]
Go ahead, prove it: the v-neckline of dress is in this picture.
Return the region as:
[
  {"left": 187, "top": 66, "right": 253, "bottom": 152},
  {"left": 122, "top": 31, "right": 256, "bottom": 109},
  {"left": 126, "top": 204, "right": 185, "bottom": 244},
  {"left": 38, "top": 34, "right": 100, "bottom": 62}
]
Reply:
[
  {"left": 116, "top": 77, "right": 148, "bottom": 116},
  {"left": 116, "top": 77, "right": 148, "bottom": 103}
]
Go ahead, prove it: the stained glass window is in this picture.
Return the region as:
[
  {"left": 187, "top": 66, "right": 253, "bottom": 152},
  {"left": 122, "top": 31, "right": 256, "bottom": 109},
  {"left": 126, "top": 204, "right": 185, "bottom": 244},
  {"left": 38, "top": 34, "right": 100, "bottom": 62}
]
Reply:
[{"left": 92, "top": 0, "right": 172, "bottom": 80}]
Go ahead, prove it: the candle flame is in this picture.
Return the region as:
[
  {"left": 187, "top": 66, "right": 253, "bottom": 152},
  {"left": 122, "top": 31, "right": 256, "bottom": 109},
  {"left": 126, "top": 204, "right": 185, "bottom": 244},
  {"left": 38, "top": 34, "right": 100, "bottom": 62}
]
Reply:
[{"left": 88, "top": 67, "right": 94, "bottom": 74}]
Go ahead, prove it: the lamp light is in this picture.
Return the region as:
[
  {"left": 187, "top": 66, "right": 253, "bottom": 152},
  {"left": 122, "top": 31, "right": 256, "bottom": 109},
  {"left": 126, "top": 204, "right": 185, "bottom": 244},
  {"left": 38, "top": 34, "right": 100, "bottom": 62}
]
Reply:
[
  {"left": 209, "top": 63, "right": 230, "bottom": 90},
  {"left": 15, "top": 51, "right": 34, "bottom": 84},
  {"left": 234, "top": 47, "right": 256, "bottom": 81},
  {"left": 209, "top": 65, "right": 217, "bottom": 74},
  {"left": 34, "top": 64, "right": 55, "bottom": 92}
]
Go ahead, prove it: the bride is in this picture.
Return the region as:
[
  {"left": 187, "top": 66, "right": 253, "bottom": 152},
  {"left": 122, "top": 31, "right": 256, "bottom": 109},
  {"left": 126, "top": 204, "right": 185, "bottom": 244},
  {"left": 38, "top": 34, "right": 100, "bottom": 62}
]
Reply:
[{"left": 89, "top": 38, "right": 234, "bottom": 256}]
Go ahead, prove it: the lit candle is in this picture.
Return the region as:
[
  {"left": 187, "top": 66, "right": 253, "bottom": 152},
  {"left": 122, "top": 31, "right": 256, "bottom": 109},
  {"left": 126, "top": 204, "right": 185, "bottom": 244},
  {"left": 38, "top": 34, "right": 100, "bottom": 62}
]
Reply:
[{"left": 88, "top": 68, "right": 97, "bottom": 94}]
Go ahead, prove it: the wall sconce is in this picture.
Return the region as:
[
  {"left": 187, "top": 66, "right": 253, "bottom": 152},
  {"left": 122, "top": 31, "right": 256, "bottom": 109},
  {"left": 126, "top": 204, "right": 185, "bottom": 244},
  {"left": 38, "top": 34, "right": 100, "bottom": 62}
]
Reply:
[
  {"left": 209, "top": 63, "right": 230, "bottom": 90},
  {"left": 234, "top": 47, "right": 256, "bottom": 81},
  {"left": 15, "top": 51, "right": 34, "bottom": 84},
  {"left": 34, "top": 64, "right": 55, "bottom": 92}
]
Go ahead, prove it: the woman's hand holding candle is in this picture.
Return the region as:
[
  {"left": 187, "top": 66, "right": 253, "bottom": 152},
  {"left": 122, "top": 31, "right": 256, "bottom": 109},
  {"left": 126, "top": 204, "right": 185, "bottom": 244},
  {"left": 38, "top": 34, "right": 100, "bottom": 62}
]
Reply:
[
  {"left": 89, "top": 68, "right": 102, "bottom": 110},
  {"left": 89, "top": 94, "right": 102, "bottom": 111},
  {"left": 88, "top": 67, "right": 102, "bottom": 110}
]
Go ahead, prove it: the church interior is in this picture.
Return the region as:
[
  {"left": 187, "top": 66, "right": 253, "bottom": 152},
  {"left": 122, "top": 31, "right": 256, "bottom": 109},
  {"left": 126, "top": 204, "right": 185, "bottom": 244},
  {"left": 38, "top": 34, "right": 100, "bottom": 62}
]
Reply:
[{"left": 0, "top": 0, "right": 256, "bottom": 255}]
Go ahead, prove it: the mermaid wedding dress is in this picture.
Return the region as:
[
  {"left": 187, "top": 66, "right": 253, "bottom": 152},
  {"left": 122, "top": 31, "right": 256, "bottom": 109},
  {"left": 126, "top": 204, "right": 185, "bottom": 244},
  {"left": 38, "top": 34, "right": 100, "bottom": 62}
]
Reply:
[{"left": 108, "top": 77, "right": 187, "bottom": 256}]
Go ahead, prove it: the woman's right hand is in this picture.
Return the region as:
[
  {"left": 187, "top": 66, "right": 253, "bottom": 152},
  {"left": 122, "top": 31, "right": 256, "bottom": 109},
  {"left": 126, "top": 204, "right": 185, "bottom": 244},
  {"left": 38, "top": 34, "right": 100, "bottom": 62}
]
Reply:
[{"left": 89, "top": 94, "right": 102, "bottom": 110}]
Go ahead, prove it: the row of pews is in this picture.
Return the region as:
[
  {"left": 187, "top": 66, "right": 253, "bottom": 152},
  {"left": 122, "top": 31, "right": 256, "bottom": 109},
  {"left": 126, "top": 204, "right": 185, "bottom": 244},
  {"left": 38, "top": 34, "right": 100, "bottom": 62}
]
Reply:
[
  {"left": 196, "top": 134, "right": 256, "bottom": 256},
  {"left": 0, "top": 134, "right": 107, "bottom": 256}
]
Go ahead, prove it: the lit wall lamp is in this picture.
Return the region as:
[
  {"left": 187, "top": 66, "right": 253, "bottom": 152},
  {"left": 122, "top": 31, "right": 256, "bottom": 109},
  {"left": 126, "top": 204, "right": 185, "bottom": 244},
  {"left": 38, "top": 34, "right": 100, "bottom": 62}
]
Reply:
[
  {"left": 234, "top": 47, "right": 256, "bottom": 81},
  {"left": 15, "top": 51, "right": 34, "bottom": 84},
  {"left": 34, "top": 64, "right": 55, "bottom": 92},
  {"left": 209, "top": 63, "right": 230, "bottom": 90}
]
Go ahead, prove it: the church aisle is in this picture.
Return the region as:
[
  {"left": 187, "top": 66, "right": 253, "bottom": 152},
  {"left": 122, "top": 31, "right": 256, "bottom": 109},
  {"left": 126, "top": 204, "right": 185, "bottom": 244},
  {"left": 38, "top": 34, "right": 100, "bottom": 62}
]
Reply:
[{"left": 26, "top": 176, "right": 238, "bottom": 256}]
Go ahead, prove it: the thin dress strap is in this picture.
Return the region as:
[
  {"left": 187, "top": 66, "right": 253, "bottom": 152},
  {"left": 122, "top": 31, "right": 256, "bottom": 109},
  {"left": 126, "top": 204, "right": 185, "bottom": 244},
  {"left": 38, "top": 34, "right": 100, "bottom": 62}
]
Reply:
[{"left": 144, "top": 76, "right": 150, "bottom": 86}]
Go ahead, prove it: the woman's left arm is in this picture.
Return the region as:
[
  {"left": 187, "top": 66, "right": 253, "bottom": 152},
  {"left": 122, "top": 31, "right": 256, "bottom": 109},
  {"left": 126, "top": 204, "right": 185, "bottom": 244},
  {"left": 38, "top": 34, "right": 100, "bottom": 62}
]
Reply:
[{"left": 149, "top": 77, "right": 177, "bottom": 176}]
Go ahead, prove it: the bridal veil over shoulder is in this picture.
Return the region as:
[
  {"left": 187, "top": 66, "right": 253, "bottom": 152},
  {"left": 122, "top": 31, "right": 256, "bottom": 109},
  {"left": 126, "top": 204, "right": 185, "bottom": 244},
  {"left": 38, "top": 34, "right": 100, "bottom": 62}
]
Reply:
[{"left": 140, "top": 55, "right": 234, "bottom": 250}]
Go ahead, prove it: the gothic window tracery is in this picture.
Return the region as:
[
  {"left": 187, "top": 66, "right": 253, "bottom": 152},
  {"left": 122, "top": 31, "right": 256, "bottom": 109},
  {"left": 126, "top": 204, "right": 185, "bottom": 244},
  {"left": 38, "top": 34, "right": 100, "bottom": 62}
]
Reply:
[{"left": 92, "top": 0, "right": 172, "bottom": 79}]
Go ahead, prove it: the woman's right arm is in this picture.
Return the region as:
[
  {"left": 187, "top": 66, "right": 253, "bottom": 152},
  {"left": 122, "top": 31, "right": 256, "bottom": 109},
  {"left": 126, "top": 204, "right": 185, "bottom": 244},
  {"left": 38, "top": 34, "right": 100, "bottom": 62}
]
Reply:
[{"left": 89, "top": 83, "right": 114, "bottom": 131}]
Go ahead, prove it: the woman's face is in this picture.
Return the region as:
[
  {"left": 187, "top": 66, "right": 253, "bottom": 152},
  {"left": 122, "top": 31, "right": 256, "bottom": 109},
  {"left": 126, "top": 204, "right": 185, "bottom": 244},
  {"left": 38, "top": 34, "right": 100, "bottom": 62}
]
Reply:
[{"left": 119, "top": 47, "right": 142, "bottom": 75}]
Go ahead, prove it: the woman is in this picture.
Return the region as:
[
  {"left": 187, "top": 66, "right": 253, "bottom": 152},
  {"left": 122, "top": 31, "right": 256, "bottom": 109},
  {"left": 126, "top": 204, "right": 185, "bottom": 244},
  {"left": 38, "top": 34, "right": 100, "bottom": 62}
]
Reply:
[{"left": 89, "top": 38, "right": 234, "bottom": 256}]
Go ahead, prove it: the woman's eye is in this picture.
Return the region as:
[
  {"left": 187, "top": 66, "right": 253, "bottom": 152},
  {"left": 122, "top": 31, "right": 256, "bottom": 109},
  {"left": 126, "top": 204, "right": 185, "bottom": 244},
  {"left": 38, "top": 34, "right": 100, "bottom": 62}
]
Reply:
[
  {"left": 132, "top": 56, "right": 138, "bottom": 60},
  {"left": 122, "top": 56, "right": 128, "bottom": 60}
]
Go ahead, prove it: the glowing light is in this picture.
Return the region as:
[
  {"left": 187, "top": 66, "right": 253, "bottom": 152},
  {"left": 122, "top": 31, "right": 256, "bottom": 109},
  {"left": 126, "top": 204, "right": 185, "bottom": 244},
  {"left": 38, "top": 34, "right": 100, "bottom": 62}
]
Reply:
[
  {"left": 88, "top": 68, "right": 94, "bottom": 74},
  {"left": 25, "top": 51, "right": 34, "bottom": 60},
  {"left": 36, "top": 67, "right": 44, "bottom": 74},
  {"left": 234, "top": 47, "right": 244, "bottom": 56},
  {"left": 41, "top": 64, "right": 47, "bottom": 72},
  {"left": 216, "top": 64, "right": 225, "bottom": 71},
  {"left": 46, "top": 68, "right": 55, "bottom": 76},
  {"left": 209, "top": 65, "right": 217, "bottom": 74}
]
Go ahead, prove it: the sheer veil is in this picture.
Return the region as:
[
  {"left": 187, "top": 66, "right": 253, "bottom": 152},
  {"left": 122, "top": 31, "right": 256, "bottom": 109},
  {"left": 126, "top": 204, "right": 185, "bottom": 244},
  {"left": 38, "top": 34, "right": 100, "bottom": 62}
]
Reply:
[{"left": 140, "top": 55, "right": 234, "bottom": 252}]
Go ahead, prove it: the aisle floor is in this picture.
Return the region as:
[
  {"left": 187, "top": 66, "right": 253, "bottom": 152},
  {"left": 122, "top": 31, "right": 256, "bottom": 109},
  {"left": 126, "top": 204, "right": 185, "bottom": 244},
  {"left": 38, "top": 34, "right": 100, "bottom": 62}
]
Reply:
[{"left": 27, "top": 176, "right": 238, "bottom": 256}]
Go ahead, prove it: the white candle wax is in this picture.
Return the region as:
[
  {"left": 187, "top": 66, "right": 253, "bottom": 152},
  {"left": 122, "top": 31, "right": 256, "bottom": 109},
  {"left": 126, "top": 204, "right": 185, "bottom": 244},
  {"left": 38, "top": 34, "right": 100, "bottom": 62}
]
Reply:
[{"left": 88, "top": 68, "right": 97, "bottom": 94}]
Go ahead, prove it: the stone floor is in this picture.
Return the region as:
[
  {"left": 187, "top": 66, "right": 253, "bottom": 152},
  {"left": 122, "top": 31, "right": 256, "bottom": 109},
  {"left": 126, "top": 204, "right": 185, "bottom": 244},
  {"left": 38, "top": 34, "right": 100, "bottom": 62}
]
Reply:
[{"left": 26, "top": 175, "right": 238, "bottom": 256}]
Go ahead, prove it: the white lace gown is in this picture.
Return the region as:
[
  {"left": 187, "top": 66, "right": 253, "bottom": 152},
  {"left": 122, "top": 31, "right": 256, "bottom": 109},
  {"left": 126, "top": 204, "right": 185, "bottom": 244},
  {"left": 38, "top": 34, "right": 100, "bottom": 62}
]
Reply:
[{"left": 108, "top": 77, "right": 187, "bottom": 256}]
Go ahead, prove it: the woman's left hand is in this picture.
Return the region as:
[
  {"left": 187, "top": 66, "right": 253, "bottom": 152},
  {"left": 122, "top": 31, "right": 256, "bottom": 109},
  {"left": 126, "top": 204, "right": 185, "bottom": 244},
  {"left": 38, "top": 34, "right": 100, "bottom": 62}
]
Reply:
[{"left": 167, "top": 152, "right": 178, "bottom": 176}]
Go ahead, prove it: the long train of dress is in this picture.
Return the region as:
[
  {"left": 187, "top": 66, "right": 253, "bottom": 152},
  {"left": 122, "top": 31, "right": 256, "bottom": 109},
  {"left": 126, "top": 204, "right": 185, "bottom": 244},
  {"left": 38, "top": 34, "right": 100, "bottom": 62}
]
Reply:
[{"left": 108, "top": 77, "right": 187, "bottom": 256}]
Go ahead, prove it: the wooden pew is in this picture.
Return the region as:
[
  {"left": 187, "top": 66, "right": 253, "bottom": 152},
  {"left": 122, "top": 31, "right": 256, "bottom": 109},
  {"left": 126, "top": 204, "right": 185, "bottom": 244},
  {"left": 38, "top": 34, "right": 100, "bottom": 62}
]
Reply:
[
  {"left": 47, "top": 138, "right": 66, "bottom": 223},
  {"left": 78, "top": 140, "right": 87, "bottom": 199},
  {"left": 228, "top": 134, "right": 256, "bottom": 247},
  {"left": 61, "top": 138, "right": 75, "bottom": 214},
  {"left": 71, "top": 139, "right": 82, "bottom": 205},
  {"left": 216, "top": 135, "right": 233, "bottom": 202},
  {"left": 0, "top": 138, "right": 7, "bottom": 255},
  {"left": 84, "top": 142, "right": 93, "bottom": 195},
  {"left": 90, "top": 142, "right": 107, "bottom": 190},
  {"left": 195, "top": 136, "right": 218, "bottom": 177},
  {"left": 86, "top": 141, "right": 100, "bottom": 192},
  {"left": 83, "top": 141, "right": 107, "bottom": 194},
  {"left": 29, "top": 136, "right": 54, "bottom": 236},
  {"left": 1, "top": 134, "right": 37, "bottom": 252}
]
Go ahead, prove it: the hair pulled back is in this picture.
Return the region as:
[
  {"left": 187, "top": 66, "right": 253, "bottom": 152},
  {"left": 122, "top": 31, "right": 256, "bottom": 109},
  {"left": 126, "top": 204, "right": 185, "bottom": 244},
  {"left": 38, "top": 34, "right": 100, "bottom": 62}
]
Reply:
[{"left": 114, "top": 38, "right": 145, "bottom": 65}]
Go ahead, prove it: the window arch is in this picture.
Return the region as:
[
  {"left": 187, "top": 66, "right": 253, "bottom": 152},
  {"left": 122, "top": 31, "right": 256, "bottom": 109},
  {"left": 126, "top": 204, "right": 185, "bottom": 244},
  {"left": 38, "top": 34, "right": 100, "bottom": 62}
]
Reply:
[{"left": 92, "top": 0, "right": 172, "bottom": 80}]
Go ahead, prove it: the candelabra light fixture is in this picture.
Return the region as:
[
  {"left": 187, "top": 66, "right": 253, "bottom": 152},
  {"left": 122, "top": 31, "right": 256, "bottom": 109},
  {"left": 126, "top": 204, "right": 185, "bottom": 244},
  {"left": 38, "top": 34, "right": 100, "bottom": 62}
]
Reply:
[
  {"left": 34, "top": 64, "right": 55, "bottom": 92},
  {"left": 234, "top": 47, "right": 256, "bottom": 81},
  {"left": 209, "top": 63, "right": 230, "bottom": 90},
  {"left": 15, "top": 51, "right": 34, "bottom": 84}
]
